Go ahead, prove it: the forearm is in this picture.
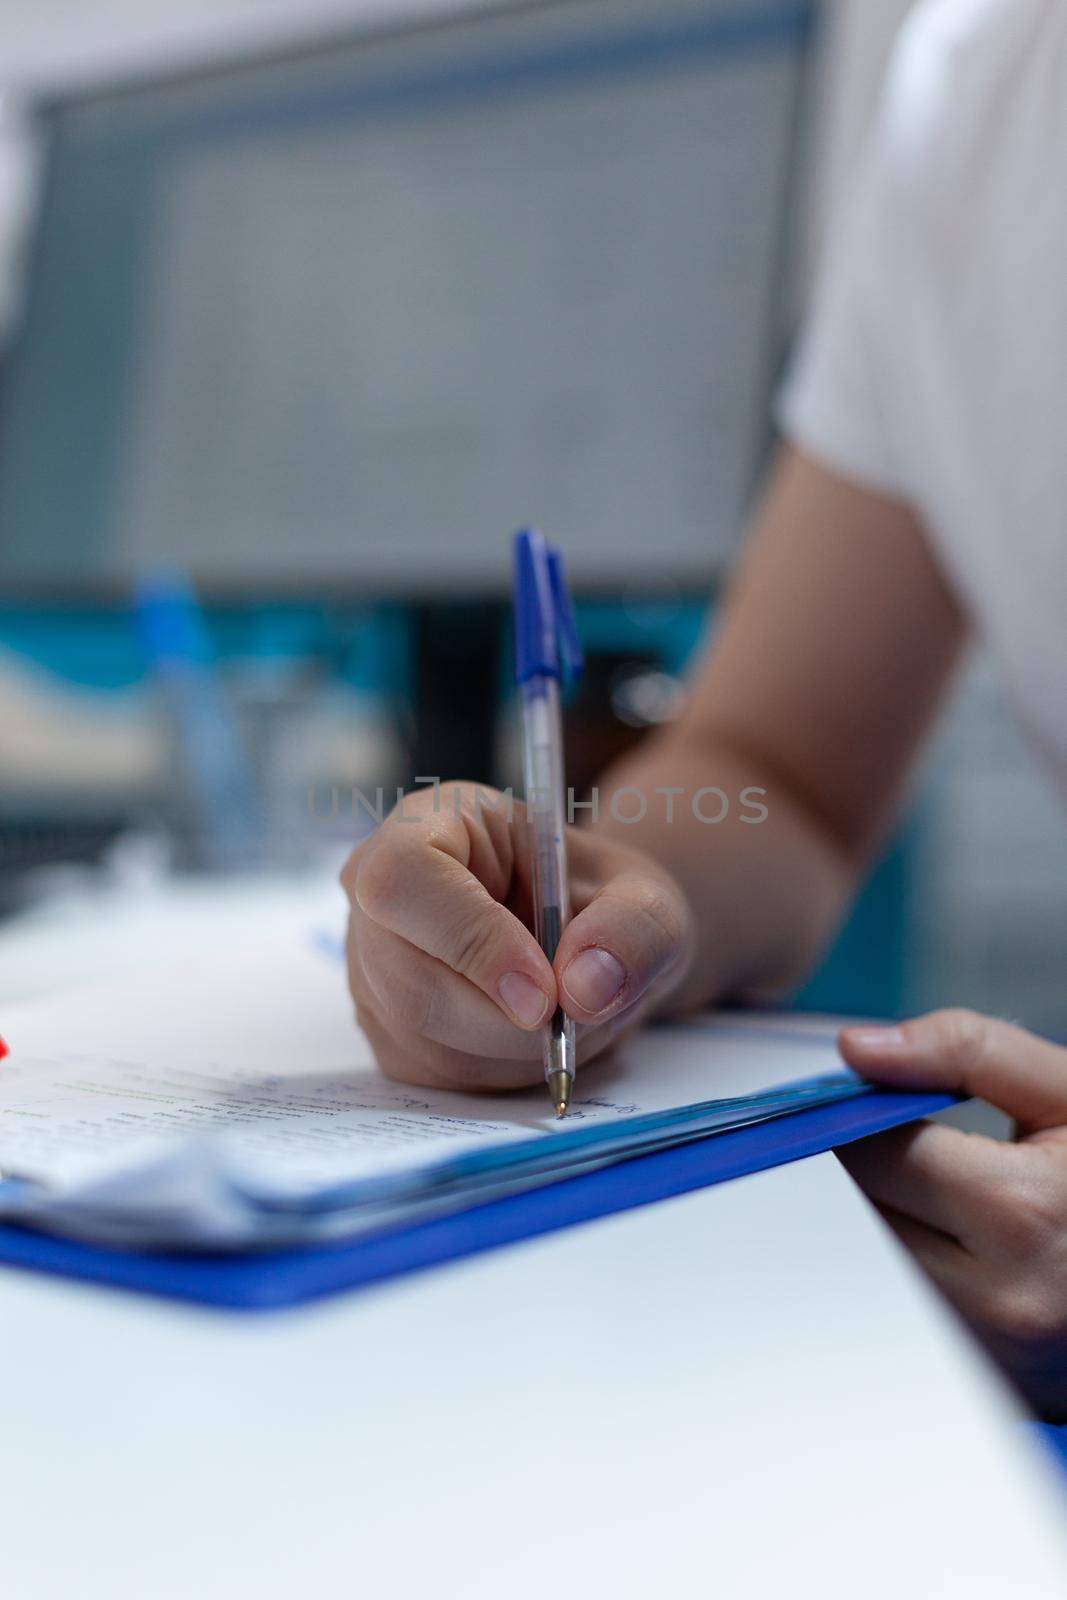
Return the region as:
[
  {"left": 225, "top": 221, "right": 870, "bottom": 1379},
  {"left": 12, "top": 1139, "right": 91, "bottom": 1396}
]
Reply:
[
  {"left": 579, "top": 448, "right": 966, "bottom": 1014},
  {"left": 589, "top": 728, "right": 859, "bottom": 1013}
]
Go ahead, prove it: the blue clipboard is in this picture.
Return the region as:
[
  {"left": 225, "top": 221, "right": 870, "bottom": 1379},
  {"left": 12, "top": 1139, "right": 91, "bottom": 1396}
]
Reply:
[{"left": 0, "top": 1085, "right": 953, "bottom": 1312}]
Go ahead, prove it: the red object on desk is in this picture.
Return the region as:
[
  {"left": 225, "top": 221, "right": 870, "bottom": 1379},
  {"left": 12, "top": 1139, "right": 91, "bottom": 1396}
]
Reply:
[{"left": 0, "top": 1036, "right": 9, "bottom": 1062}]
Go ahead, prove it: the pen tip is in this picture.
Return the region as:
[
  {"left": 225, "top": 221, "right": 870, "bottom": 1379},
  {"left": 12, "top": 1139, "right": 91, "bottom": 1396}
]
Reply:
[{"left": 547, "top": 1068, "right": 572, "bottom": 1119}]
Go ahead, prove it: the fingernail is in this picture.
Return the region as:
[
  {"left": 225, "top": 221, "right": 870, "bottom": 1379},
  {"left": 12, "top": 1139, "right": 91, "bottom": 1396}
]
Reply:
[
  {"left": 562, "top": 948, "right": 627, "bottom": 1016},
  {"left": 843, "top": 1026, "right": 907, "bottom": 1052},
  {"left": 498, "top": 972, "right": 551, "bottom": 1028}
]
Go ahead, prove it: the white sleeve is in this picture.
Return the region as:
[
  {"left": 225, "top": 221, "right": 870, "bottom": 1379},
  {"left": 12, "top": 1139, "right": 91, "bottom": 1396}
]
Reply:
[{"left": 777, "top": 40, "right": 922, "bottom": 501}]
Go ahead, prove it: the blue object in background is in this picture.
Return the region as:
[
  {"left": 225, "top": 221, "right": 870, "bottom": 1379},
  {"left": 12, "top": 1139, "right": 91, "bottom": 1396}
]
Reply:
[
  {"left": 0, "top": 603, "right": 147, "bottom": 690},
  {"left": 133, "top": 570, "right": 265, "bottom": 870},
  {"left": 0, "top": 597, "right": 412, "bottom": 696}
]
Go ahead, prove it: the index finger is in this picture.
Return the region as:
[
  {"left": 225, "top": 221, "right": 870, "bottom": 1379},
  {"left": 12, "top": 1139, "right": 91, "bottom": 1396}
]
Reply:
[{"left": 343, "top": 811, "right": 556, "bottom": 1030}]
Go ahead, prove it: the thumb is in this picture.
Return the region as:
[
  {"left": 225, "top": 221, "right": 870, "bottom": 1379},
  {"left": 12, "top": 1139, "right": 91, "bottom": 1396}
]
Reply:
[
  {"left": 553, "top": 871, "right": 691, "bottom": 1026},
  {"left": 838, "top": 1008, "right": 1067, "bottom": 1134}
]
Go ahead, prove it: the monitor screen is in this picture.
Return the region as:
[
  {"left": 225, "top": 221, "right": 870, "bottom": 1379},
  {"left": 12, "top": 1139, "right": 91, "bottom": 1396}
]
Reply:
[{"left": 0, "top": 0, "right": 815, "bottom": 592}]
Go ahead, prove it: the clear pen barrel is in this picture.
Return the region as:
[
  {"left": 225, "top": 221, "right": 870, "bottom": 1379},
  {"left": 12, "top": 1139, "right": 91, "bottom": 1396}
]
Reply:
[{"left": 520, "top": 674, "right": 576, "bottom": 1086}]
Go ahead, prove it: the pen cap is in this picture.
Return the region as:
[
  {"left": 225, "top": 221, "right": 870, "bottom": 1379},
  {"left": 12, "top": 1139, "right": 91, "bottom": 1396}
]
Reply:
[{"left": 513, "top": 528, "right": 584, "bottom": 685}]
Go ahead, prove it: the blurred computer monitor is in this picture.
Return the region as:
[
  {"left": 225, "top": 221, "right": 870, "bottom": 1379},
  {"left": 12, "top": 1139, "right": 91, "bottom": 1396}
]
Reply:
[{"left": 0, "top": 0, "right": 815, "bottom": 595}]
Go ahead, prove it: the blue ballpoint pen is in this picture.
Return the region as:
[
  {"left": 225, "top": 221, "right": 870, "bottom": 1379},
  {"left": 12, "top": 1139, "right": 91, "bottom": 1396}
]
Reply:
[{"left": 513, "top": 529, "right": 584, "bottom": 1117}]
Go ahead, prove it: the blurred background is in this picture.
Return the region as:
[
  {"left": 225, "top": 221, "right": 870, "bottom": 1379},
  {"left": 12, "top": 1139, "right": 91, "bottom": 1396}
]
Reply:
[{"left": 0, "top": 0, "right": 1063, "bottom": 1028}]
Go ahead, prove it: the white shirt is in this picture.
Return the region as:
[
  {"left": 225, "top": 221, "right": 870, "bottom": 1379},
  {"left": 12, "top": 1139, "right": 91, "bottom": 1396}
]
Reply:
[{"left": 779, "top": 0, "right": 1067, "bottom": 789}]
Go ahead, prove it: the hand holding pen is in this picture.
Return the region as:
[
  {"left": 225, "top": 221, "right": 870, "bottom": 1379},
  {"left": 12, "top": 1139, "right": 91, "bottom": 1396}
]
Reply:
[{"left": 341, "top": 536, "right": 692, "bottom": 1100}]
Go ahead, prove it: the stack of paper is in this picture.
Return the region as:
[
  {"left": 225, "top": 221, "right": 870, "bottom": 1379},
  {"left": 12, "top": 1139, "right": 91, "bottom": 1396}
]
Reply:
[{"left": 0, "top": 942, "right": 863, "bottom": 1251}]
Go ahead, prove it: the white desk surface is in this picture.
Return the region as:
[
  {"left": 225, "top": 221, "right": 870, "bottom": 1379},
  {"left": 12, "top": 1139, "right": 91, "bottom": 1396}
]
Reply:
[{"left": 1, "top": 879, "right": 1066, "bottom": 1598}]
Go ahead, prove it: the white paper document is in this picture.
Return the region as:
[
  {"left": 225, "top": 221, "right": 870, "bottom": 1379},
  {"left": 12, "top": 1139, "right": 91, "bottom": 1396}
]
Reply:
[{"left": 0, "top": 941, "right": 858, "bottom": 1248}]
